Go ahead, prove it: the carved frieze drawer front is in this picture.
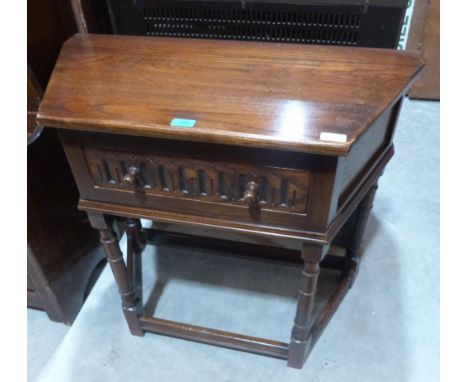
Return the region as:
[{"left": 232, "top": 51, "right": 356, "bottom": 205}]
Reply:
[{"left": 84, "top": 148, "right": 310, "bottom": 213}]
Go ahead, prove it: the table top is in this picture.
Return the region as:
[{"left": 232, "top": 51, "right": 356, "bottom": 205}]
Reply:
[{"left": 38, "top": 34, "right": 423, "bottom": 155}]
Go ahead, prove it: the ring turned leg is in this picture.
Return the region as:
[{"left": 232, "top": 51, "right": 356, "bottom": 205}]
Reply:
[
  {"left": 343, "top": 182, "right": 379, "bottom": 284},
  {"left": 126, "top": 218, "right": 145, "bottom": 312},
  {"left": 288, "top": 244, "right": 326, "bottom": 369},
  {"left": 88, "top": 212, "right": 144, "bottom": 336}
]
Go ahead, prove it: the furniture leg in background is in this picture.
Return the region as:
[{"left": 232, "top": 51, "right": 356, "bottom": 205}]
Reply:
[{"left": 342, "top": 181, "right": 379, "bottom": 284}]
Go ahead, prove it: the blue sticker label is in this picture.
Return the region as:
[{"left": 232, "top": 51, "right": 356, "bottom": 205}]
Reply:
[{"left": 170, "top": 118, "right": 196, "bottom": 128}]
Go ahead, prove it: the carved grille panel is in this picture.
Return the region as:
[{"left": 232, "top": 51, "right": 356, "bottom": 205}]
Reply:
[
  {"left": 84, "top": 148, "right": 310, "bottom": 213},
  {"left": 107, "top": 0, "right": 406, "bottom": 49},
  {"left": 141, "top": 4, "right": 360, "bottom": 45}
]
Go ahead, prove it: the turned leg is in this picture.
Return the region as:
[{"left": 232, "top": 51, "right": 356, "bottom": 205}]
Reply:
[
  {"left": 126, "top": 218, "right": 145, "bottom": 309},
  {"left": 126, "top": 218, "right": 145, "bottom": 253},
  {"left": 343, "top": 182, "right": 379, "bottom": 283},
  {"left": 288, "top": 244, "right": 326, "bottom": 369},
  {"left": 88, "top": 212, "right": 144, "bottom": 336}
]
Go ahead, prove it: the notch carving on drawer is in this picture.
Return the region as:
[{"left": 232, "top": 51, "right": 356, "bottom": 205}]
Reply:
[{"left": 84, "top": 147, "right": 310, "bottom": 213}]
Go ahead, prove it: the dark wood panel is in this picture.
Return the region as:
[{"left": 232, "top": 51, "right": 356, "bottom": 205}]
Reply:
[
  {"left": 28, "top": 127, "right": 103, "bottom": 324},
  {"left": 336, "top": 97, "right": 401, "bottom": 208},
  {"left": 27, "top": 245, "right": 66, "bottom": 322},
  {"left": 27, "top": 0, "right": 105, "bottom": 324},
  {"left": 38, "top": 34, "right": 424, "bottom": 155},
  {"left": 27, "top": 0, "right": 76, "bottom": 89},
  {"left": 407, "top": 0, "right": 439, "bottom": 100}
]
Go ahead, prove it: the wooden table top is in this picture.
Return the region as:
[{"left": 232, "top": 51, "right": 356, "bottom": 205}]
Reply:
[{"left": 38, "top": 34, "right": 423, "bottom": 155}]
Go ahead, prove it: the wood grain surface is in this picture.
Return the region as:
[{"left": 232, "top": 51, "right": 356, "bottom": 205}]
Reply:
[
  {"left": 38, "top": 34, "right": 423, "bottom": 155},
  {"left": 407, "top": 0, "right": 439, "bottom": 100}
]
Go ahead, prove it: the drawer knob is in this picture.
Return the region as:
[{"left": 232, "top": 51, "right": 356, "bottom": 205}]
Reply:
[
  {"left": 123, "top": 166, "right": 140, "bottom": 186},
  {"left": 242, "top": 181, "right": 259, "bottom": 207}
]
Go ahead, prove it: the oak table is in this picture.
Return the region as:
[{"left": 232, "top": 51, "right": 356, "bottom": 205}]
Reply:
[{"left": 37, "top": 34, "right": 423, "bottom": 368}]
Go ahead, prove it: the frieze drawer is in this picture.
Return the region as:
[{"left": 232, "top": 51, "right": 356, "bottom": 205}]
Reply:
[{"left": 84, "top": 147, "right": 310, "bottom": 214}]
